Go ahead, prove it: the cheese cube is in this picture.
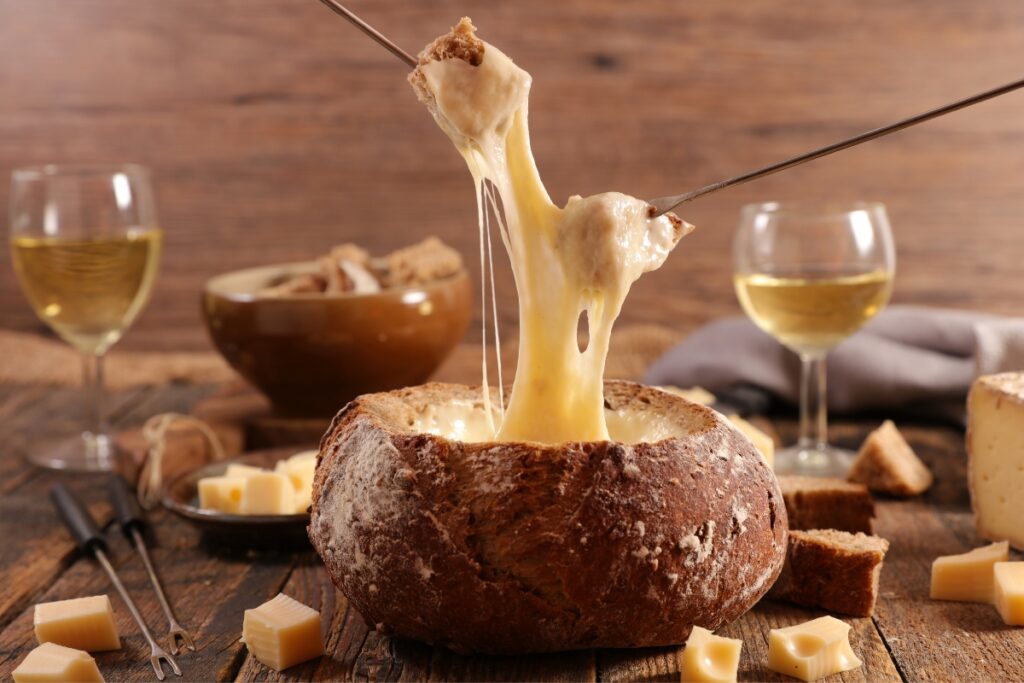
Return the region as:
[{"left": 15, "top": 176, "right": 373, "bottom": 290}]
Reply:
[
  {"left": 681, "top": 625, "right": 742, "bottom": 682},
  {"left": 225, "top": 463, "right": 265, "bottom": 478},
  {"left": 994, "top": 562, "right": 1024, "bottom": 625},
  {"left": 242, "top": 593, "right": 324, "bottom": 671},
  {"left": 240, "top": 472, "right": 295, "bottom": 515},
  {"left": 968, "top": 373, "right": 1024, "bottom": 550},
  {"left": 767, "top": 616, "right": 862, "bottom": 682},
  {"left": 12, "top": 643, "right": 105, "bottom": 683},
  {"left": 198, "top": 476, "right": 247, "bottom": 514},
  {"left": 930, "top": 541, "right": 1009, "bottom": 603},
  {"left": 34, "top": 595, "right": 120, "bottom": 652},
  {"left": 276, "top": 451, "right": 317, "bottom": 513}
]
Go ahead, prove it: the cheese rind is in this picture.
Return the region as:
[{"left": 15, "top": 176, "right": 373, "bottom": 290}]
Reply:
[
  {"left": 767, "top": 616, "right": 862, "bottom": 682},
  {"left": 967, "top": 373, "right": 1024, "bottom": 550},
  {"left": 12, "top": 643, "right": 105, "bottom": 683},
  {"left": 993, "top": 562, "right": 1024, "bottom": 625},
  {"left": 33, "top": 595, "right": 121, "bottom": 651},
  {"left": 680, "top": 625, "right": 742, "bottom": 682},
  {"left": 242, "top": 593, "right": 324, "bottom": 671},
  {"left": 930, "top": 541, "right": 1009, "bottom": 603}
]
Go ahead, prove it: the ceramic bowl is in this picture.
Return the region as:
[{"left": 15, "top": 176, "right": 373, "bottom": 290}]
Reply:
[{"left": 202, "top": 262, "right": 471, "bottom": 417}]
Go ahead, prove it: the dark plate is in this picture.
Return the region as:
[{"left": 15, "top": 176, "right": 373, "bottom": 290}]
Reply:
[{"left": 162, "top": 447, "right": 317, "bottom": 548}]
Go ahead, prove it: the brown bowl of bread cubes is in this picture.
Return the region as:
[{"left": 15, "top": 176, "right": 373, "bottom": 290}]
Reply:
[{"left": 202, "top": 238, "right": 471, "bottom": 417}]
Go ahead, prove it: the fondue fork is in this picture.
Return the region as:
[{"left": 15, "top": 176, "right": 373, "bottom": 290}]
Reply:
[
  {"left": 109, "top": 476, "right": 195, "bottom": 654},
  {"left": 647, "top": 75, "right": 1024, "bottom": 215},
  {"left": 314, "top": 1, "right": 1024, "bottom": 216},
  {"left": 51, "top": 484, "right": 182, "bottom": 680}
]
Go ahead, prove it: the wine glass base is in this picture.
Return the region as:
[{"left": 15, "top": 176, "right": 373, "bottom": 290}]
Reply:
[
  {"left": 27, "top": 432, "right": 117, "bottom": 472},
  {"left": 773, "top": 443, "right": 855, "bottom": 478}
]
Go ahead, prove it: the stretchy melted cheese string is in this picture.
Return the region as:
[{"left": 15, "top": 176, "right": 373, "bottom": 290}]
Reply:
[{"left": 420, "top": 37, "right": 691, "bottom": 443}]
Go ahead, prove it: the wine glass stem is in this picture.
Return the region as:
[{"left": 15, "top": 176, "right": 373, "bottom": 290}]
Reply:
[
  {"left": 82, "top": 352, "right": 108, "bottom": 441},
  {"left": 797, "top": 352, "right": 828, "bottom": 450}
]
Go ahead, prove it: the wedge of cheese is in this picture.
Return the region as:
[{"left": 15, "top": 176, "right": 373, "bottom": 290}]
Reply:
[
  {"left": 994, "top": 562, "right": 1024, "bottom": 626},
  {"left": 930, "top": 541, "right": 1009, "bottom": 603},
  {"left": 968, "top": 373, "right": 1024, "bottom": 550},
  {"left": 12, "top": 643, "right": 104, "bottom": 683}
]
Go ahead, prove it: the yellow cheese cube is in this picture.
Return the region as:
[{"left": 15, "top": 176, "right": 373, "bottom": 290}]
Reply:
[
  {"left": 240, "top": 472, "right": 295, "bottom": 515},
  {"left": 276, "top": 452, "right": 317, "bottom": 513},
  {"left": 12, "top": 643, "right": 105, "bottom": 683},
  {"left": 34, "top": 595, "right": 120, "bottom": 652},
  {"left": 767, "top": 616, "right": 862, "bottom": 682},
  {"left": 225, "top": 463, "right": 265, "bottom": 478},
  {"left": 242, "top": 593, "right": 324, "bottom": 671},
  {"left": 681, "top": 625, "right": 742, "bottom": 682},
  {"left": 197, "top": 475, "right": 247, "bottom": 514},
  {"left": 994, "top": 562, "right": 1024, "bottom": 626},
  {"left": 930, "top": 541, "right": 1009, "bottom": 603}
]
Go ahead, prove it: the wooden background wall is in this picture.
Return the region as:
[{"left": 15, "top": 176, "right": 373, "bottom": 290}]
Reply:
[{"left": 1, "top": 0, "right": 1022, "bottom": 351}]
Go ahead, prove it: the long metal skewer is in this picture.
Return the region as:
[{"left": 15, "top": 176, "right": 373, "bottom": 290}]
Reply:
[
  {"left": 312, "top": 1, "right": 1024, "bottom": 218},
  {"left": 109, "top": 476, "right": 195, "bottom": 653},
  {"left": 316, "top": 0, "right": 417, "bottom": 67},
  {"left": 646, "top": 75, "right": 1024, "bottom": 215}
]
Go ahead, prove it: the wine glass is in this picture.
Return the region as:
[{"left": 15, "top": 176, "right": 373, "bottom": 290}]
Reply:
[
  {"left": 9, "top": 164, "right": 163, "bottom": 471},
  {"left": 733, "top": 201, "right": 895, "bottom": 476}
]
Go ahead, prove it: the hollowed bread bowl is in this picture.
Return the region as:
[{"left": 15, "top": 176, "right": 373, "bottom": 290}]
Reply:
[{"left": 309, "top": 381, "right": 788, "bottom": 654}]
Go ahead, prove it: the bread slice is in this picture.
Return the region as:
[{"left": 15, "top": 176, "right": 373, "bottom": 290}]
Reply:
[
  {"left": 778, "top": 476, "right": 875, "bottom": 534},
  {"left": 770, "top": 529, "right": 889, "bottom": 617},
  {"left": 407, "top": 17, "right": 483, "bottom": 110},
  {"left": 848, "top": 420, "right": 933, "bottom": 496}
]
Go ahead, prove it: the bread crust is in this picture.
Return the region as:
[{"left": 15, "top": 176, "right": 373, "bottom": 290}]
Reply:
[{"left": 309, "top": 381, "right": 787, "bottom": 653}]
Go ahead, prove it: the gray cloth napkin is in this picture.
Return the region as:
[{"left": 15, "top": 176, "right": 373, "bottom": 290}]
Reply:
[{"left": 644, "top": 306, "right": 1024, "bottom": 421}]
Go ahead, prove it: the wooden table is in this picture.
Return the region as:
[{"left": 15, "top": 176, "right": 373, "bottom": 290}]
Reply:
[{"left": 0, "top": 382, "right": 1022, "bottom": 682}]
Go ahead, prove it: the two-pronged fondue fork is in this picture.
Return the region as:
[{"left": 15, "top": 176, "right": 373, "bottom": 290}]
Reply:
[
  {"left": 50, "top": 483, "right": 185, "bottom": 681},
  {"left": 315, "top": 0, "right": 1024, "bottom": 216}
]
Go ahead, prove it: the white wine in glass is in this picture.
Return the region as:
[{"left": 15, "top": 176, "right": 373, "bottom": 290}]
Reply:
[
  {"left": 9, "top": 165, "right": 162, "bottom": 471},
  {"left": 733, "top": 202, "right": 895, "bottom": 476}
]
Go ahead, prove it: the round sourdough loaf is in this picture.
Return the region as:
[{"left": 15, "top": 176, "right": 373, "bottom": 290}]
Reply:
[{"left": 308, "top": 381, "right": 787, "bottom": 654}]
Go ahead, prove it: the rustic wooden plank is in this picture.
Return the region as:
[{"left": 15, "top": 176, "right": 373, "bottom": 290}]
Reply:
[
  {"left": 0, "top": 385, "right": 161, "bottom": 629},
  {"left": 0, "top": 503, "right": 299, "bottom": 682},
  {"left": 872, "top": 501, "right": 1024, "bottom": 682}
]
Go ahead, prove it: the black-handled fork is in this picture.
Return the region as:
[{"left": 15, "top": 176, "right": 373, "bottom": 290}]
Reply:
[
  {"left": 50, "top": 483, "right": 182, "bottom": 681},
  {"left": 109, "top": 476, "right": 195, "bottom": 654}
]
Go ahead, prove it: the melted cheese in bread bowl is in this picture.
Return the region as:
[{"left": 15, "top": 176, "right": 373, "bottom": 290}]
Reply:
[
  {"left": 416, "top": 20, "right": 692, "bottom": 443},
  {"left": 409, "top": 396, "right": 689, "bottom": 444}
]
